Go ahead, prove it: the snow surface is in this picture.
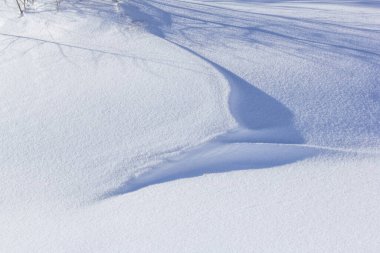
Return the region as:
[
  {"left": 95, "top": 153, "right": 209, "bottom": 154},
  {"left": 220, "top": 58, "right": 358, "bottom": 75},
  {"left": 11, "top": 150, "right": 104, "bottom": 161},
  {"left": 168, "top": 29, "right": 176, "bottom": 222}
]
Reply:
[{"left": 0, "top": 0, "right": 379, "bottom": 252}]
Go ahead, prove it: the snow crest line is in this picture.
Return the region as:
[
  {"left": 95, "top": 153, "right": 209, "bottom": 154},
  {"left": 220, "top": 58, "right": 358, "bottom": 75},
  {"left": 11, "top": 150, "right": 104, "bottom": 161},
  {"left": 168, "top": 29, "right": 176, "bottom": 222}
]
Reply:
[
  {"left": 101, "top": 0, "right": 379, "bottom": 197},
  {"left": 98, "top": 1, "right": 309, "bottom": 197},
  {"left": 101, "top": 35, "right": 310, "bottom": 197}
]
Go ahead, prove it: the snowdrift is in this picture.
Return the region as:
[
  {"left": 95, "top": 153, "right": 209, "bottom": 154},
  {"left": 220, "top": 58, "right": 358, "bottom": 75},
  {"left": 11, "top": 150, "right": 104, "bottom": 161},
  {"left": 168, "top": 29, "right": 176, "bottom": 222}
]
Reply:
[{"left": 0, "top": 0, "right": 379, "bottom": 252}]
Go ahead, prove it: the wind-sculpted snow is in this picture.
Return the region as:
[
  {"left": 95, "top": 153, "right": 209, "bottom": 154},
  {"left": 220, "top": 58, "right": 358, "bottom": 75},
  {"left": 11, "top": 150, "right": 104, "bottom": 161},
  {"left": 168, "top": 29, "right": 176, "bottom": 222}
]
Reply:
[
  {"left": 0, "top": 0, "right": 379, "bottom": 252},
  {"left": 102, "top": 0, "right": 380, "bottom": 196},
  {"left": 123, "top": 0, "right": 380, "bottom": 147}
]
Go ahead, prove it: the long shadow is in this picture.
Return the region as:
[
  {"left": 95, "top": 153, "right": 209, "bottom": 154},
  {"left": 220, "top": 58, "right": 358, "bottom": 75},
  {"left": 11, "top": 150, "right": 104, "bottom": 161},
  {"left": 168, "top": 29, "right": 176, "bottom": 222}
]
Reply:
[
  {"left": 129, "top": 0, "right": 380, "bottom": 65},
  {"left": 34, "top": 0, "right": 380, "bottom": 65}
]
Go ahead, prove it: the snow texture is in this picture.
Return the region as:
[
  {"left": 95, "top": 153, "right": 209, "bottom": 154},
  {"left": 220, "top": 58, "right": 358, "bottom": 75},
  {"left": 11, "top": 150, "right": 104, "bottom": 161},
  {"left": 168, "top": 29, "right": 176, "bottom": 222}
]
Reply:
[{"left": 0, "top": 0, "right": 379, "bottom": 252}]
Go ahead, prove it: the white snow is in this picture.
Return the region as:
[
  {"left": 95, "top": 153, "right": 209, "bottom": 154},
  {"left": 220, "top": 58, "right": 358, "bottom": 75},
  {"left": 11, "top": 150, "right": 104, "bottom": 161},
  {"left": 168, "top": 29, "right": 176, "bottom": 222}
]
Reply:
[{"left": 0, "top": 0, "right": 379, "bottom": 252}]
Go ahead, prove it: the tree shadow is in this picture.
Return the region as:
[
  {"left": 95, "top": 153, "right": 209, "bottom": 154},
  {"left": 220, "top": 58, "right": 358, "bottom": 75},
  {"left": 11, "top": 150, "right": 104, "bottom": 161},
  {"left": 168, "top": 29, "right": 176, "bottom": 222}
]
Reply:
[{"left": 122, "top": 0, "right": 380, "bottom": 65}]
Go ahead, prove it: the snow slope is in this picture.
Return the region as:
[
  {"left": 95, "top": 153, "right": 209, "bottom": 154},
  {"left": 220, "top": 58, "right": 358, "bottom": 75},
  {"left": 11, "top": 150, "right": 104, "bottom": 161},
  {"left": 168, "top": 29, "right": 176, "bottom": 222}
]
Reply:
[
  {"left": 0, "top": 0, "right": 236, "bottom": 208},
  {"left": 0, "top": 0, "right": 379, "bottom": 252}
]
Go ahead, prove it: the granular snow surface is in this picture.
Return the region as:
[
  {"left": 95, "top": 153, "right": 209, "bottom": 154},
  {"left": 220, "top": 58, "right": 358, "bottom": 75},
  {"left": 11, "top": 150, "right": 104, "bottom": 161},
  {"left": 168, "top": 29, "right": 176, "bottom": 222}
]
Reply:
[{"left": 0, "top": 0, "right": 379, "bottom": 252}]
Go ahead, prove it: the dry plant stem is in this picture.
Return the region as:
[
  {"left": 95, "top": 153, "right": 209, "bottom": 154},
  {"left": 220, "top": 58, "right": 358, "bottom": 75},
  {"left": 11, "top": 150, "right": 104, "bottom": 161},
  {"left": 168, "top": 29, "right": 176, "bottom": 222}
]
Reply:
[{"left": 15, "top": 0, "right": 23, "bottom": 14}]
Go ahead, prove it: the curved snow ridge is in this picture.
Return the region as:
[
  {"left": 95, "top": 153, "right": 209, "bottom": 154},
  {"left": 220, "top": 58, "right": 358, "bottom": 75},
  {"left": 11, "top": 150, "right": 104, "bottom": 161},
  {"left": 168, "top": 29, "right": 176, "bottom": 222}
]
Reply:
[
  {"left": 105, "top": 124, "right": 374, "bottom": 196},
  {"left": 98, "top": 0, "right": 309, "bottom": 197},
  {"left": 102, "top": 13, "right": 379, "bottom": 196},
  {"left": 102, "top": 40, "right": 307, "bottom": 197},
  {"left": 104, "top": 141, "right": 340, "bottom": 195}
]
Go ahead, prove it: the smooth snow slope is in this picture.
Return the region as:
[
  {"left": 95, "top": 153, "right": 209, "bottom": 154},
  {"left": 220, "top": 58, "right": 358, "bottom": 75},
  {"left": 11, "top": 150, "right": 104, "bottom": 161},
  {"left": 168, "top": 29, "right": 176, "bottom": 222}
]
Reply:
[
  {"left": 0, "top": 0, "right": 379, "bottom": 252},
  {"left": 0, "top": 0, "right": 236, "bottom": 208}
]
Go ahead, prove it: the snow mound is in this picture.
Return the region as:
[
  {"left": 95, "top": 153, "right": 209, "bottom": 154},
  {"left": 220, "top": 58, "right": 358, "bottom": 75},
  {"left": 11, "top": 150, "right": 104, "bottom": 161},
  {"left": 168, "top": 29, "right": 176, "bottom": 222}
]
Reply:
[{"left": 0, "top": 0, "right": 379, "bottom": 252}]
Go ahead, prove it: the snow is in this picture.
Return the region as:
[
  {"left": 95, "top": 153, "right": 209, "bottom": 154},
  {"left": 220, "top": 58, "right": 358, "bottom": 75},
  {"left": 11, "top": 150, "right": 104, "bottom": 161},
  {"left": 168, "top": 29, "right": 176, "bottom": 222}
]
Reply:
[{"left": 0, "top": 0, "right": 379, "bottom": 252}]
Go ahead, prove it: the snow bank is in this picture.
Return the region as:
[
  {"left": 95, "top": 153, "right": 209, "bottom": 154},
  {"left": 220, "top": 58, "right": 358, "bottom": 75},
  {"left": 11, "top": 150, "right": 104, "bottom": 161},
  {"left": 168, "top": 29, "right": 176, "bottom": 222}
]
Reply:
[{"left": 0, "top": 0, "right": 379, "bottom": 252}]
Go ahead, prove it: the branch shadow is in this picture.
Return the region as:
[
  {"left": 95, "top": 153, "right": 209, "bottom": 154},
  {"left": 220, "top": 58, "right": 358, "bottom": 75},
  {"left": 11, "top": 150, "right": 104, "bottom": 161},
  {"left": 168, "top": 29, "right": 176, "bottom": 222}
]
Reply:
[{"left": 123, "top": 0, "right": 380, "bottom": 65}]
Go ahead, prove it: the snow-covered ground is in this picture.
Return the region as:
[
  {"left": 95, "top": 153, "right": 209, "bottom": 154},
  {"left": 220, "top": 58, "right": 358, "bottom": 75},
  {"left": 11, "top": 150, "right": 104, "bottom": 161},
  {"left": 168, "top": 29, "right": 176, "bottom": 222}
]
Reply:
[{"left": 0, "top": 0, "right": 379, "bottom": 252}]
